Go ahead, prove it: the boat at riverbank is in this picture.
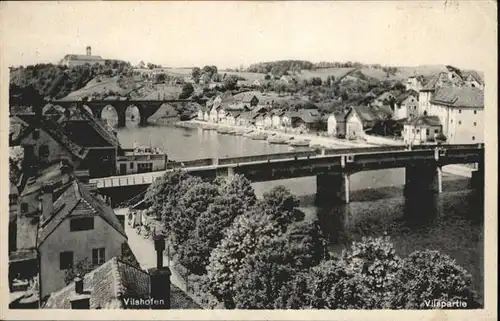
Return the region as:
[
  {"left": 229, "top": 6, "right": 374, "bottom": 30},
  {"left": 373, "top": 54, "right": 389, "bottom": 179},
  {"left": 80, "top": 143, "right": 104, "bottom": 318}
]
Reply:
[
  {"left": 267, "top": 136, "right": 288, "bottom": 144},
  {"left": 289, "top": 140, "right": 310, "bottom": 147},
  {"left": 250, "top": 132, "right": 268, "bottom": 140},
  {"left": 242, "top": 130, "right": 255, "bottom": 138},
  {"left": 216, "top": 127, "right": 230, "bottom": 134}
]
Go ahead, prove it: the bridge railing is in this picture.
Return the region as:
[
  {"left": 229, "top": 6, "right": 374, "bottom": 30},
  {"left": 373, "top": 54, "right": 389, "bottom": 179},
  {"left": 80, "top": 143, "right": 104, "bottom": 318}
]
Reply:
[
  {"left": 323, "top": 146, "right": 406, "bottom": 156},
  {"left": 218, "top": 150, "right": 319, "bottom": 166}
]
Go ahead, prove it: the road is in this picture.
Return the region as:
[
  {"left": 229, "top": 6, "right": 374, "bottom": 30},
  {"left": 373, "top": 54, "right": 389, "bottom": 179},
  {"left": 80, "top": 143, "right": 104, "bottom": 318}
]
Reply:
[{"left": 115, "top": 208, "right": 201, "bottom": 304}]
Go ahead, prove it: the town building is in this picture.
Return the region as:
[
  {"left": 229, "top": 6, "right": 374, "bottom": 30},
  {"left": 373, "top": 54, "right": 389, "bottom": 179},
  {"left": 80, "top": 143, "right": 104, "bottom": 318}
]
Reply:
[
  {"left": 59, "top": 46, "right": 106, "bottom": 67},
  {"left": 230, "top": 91, "right": 260, "bottom": 110},
  {"left": 372, "top": 92, "right": 396, "bottom": 109},
  {"left": 11, "top": 104, "right": 122, "bottom": 178},
  {"left": 344, "top": 105, "right": 392, "bottom": 139},
  {"left": 427, "top": 87, "right": 484, "bottom": 144},
  {"left": 405, "top": 76, "right": 423, "bottom": 92},
  {"left": 394, "top": 93, "right": 419, "bottom": 120},
  {"left": 289, "top": 109, "right": 323, "bottom": 132},
  {"left": 271, "top": 110, "right": 286, "bottom": 129},
  {"left": 225, "top": 112, "right": 241, "bottom": 126},
  {"left": 327, "top": 112, "right": 346, "bottom": 137},
  {"left": 43, "top": 240, "right": 201, "bottom": 309},
  {"left": 209, "top": 105, "right": 222, "bottom": 123},
  {"left": 402, "top": 115, "right": 442, "bottom": 145},
  {"left": 115, "top": 145, "right": 167, "bottom": 175}
]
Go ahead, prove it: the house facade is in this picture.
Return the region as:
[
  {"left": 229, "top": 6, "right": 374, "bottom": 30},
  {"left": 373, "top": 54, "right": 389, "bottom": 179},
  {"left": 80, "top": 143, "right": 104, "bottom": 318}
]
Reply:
[
  {"left": 394, "top": 95, "right": 419, "bottom": 120},
  {"left": 327, "top": 113, "right": 346, "bottom": 137},
  {"left": 344, "top": 105, "right": 387, "bottom": 139},
  {"left": 402, "top": 116, "right": 442, "bottom": 145},
  {"left": 38, "top": 179, "right": 127, "bottom": 299},
  {"left": 209, "top": 106, "right": 222, "bottom": 123},
  {"left": 427, "top": 87, "right": 484, "bottom": 144},
  {"left": 405, "top": 76, "right": 423, "bottom": 92}
]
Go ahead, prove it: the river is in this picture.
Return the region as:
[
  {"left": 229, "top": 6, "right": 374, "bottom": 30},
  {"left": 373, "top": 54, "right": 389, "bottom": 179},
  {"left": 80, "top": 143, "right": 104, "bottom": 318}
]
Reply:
[{"left": 113, "top": 120, "right": 484, "bottom": 304}]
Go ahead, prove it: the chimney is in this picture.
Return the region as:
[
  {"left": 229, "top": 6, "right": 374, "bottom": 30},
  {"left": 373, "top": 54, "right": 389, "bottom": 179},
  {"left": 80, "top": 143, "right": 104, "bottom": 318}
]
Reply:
[
  {"left": 40, "top": 181, "right": 54, "bottom": 221},
  {"left": 70, "top": 277, "right": 91, "bottom": 309},
  {"left": 86, "top": 46, "right": 91, "bottom": 56},
  {"left": 149, "top": 235, "right": 171, "bottom": 309}
]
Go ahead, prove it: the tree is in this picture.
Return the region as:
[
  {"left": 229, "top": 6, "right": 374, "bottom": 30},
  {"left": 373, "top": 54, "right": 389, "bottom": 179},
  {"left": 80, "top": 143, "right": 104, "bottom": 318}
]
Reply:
[
  {"left": 392, "top": 250, "right": 479, "bottom": 309},
  {"left": 179, "top": 83, "right": 195, "bottom": 99},
  {"left": 223, "top": 75, "right": 238, "bottom": 90},
  {"left": 191, "top": 67, "right": 201, "bottom": 83},
  {"left": 311, "top": 77, "right": 322, "bottom": 86},
  {"left": 205, "top": 213, "right": 281, "bottom": 308},
  {"left": 262, "top": 185, "right": 303, "bottom": 229},
  {"left": 144, "top": 171, "right": 203, "bottom": 230},
  {"left": 170, "top": 182, "right": 220, "bottom": 248}
]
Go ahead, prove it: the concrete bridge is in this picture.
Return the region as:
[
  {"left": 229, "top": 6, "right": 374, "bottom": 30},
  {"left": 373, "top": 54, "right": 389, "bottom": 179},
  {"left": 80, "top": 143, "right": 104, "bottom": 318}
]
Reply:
[
  {"left": 52, "top": 99, "right": 193, "bottom": 127},
  {"left": 90, "top": 144, "right": 484, "bottom": 205}
]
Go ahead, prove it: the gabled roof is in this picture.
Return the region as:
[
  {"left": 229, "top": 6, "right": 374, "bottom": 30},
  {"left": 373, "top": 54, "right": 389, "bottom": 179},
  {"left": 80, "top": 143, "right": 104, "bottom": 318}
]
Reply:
[
  {"left": 376, "top": 92, "right": 395, "bottom": 101},
  {"left": 13, "top": 115, "right": 90, "bottom": 159},
  {"left": 37, "top": 180, "right": 127, "bottom": 246},
  {"left": 430, "top": 87, "right": 484, "bottom": 108},
  {"left": 233, "top": 91, "right": 259, "bottom": 103},
  {"left": 405, "top": 115, "right": 441, "bottom": 126},
  {"left": 462, "top": 70, "right": 484, "bottom": 85},
  {"left": 290, "top": 109, "right": 322, "bottom": 124},
  {"left": 20, "top": 161, "right": 73, "bottom": 198},
  {"left": 44, "top": 257, "right": 202, "bottom": 309},
  {"left": 346, "top": 105, "right": 390, "bottom": 127}
]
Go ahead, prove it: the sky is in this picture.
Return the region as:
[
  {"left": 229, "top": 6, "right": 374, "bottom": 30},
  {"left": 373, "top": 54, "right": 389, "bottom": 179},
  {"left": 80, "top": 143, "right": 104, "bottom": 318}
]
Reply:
[{"left": 0, "top": 1, "right": 496, "bottom": 71}]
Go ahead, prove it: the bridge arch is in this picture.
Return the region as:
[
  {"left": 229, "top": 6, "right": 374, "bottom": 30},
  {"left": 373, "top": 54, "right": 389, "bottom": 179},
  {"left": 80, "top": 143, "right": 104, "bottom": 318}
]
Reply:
[{"left": 125, "top": 104, "right": 141, "bottom": 123}]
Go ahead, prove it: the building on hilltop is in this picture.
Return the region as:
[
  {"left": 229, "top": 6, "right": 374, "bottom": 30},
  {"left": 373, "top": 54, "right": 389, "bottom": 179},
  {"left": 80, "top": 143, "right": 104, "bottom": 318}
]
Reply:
[{"left": 59, "top": 46, "right": 106, "bottom": 67}]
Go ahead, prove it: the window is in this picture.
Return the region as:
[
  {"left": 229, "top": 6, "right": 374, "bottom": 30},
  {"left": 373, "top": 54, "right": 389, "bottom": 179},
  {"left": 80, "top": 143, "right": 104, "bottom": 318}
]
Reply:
[
  {"left": 92, "top": 248, "right": 105, "bottom": 266},
  {"left": 472, "top": 136, "right": 475, "bottom": 141},
  {"left": 474, "top": 122, "right": 477, "bottom": 126},
  {"left": 459, "top": 109, "right": 462, "bottom": 114},
  {"left": 60, "top": 251, "right": 73, "bottom": 270},
  {"left": 458, "top": 121, "right": 462, "bottom": 125},
  {"left": 129, "top": 162, "right": 134, "bottom": 169},
  {"left": 21, "top": 203, "right": 28, "bottom": 213},
  {"left": 32, "top": 130, "right": 40, "bottom": 139},
  {"left": 434, "top": 129, "right": 439, "bottom": 134},
  {"left": 416, "top": 129, "right": 420, "bottom": 134},
  {"left": 70, "top": 217, "right": 94, "bottom": 231},
  {"left": 39, "top": 145, "right": 49, "bottom": 158},
  {"left": 9, "top": 194, "right": 18, "bottom": 205},
  {"left": 426, "top": 129, "right": 430, "bottom": 135},
  {"left": 450, "top": 119, "right": 453, "bottom": 123},
  {"left": 474, "top": 110, "right": 477, "bottom": 115}
]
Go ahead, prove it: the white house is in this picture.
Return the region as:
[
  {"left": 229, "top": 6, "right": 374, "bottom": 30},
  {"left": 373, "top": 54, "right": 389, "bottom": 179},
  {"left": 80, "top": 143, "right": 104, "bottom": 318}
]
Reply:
[
  {"left": 345, "top": 105, "right": 390, "bottom": 139},
  {"left": 209, "top": 105, "right": 222, "bottom": 123},
  {"left": 37, "top": 179, "right": 128, "bottom": 299},
  {"left": 263, "top": 113, "right": 273, "bottom": 128},
  {"left": 271, "top": 111, "right": 285, "bottom": 129},
  {"left": 426, "top": 87, "right": 484, "bottom": 144},
  {"left": 405, "top": 76, "right": 423, "bottom": 92},
  {"left": 403, "top": 115, "right": 442, "bottom": 145},
  {"left": 394, "top": 94, "right": 419, "bottom": 120},
  {"left": 327, "top": 113, "right": 346, "bottom": 137}
]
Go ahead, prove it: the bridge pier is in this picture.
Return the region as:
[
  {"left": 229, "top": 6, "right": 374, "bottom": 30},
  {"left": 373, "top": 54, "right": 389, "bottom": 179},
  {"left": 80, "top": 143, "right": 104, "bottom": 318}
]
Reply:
[
  {"left": 316, "top": 172, "right": 350, "bottom": 205},
  {"left": 471, "top": 163, "right": 484, "bottom": 192},
  {"left": 215, "top": 166, "right": 235, "bottom": 180},
  {"left": 117, "top": 109, "right": 127, "bottom": 127},
  {"left": 404, "top": 164, "right": 442, "bottom": 197}
]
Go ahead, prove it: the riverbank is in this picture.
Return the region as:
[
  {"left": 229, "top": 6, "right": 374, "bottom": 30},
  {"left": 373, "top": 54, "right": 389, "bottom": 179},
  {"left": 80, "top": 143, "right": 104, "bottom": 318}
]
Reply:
[
  {"left": 175, "top": 120, "right": 475, "bottom": 178},
  {"left": 176, "top": 119, "right": 374, "bottom": 149}
]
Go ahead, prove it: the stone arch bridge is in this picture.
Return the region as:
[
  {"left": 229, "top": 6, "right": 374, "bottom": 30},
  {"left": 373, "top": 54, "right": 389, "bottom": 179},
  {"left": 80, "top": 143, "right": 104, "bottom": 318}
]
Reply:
[{"left": 52, "top": 99, "right": 194, "bottom": 127}]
